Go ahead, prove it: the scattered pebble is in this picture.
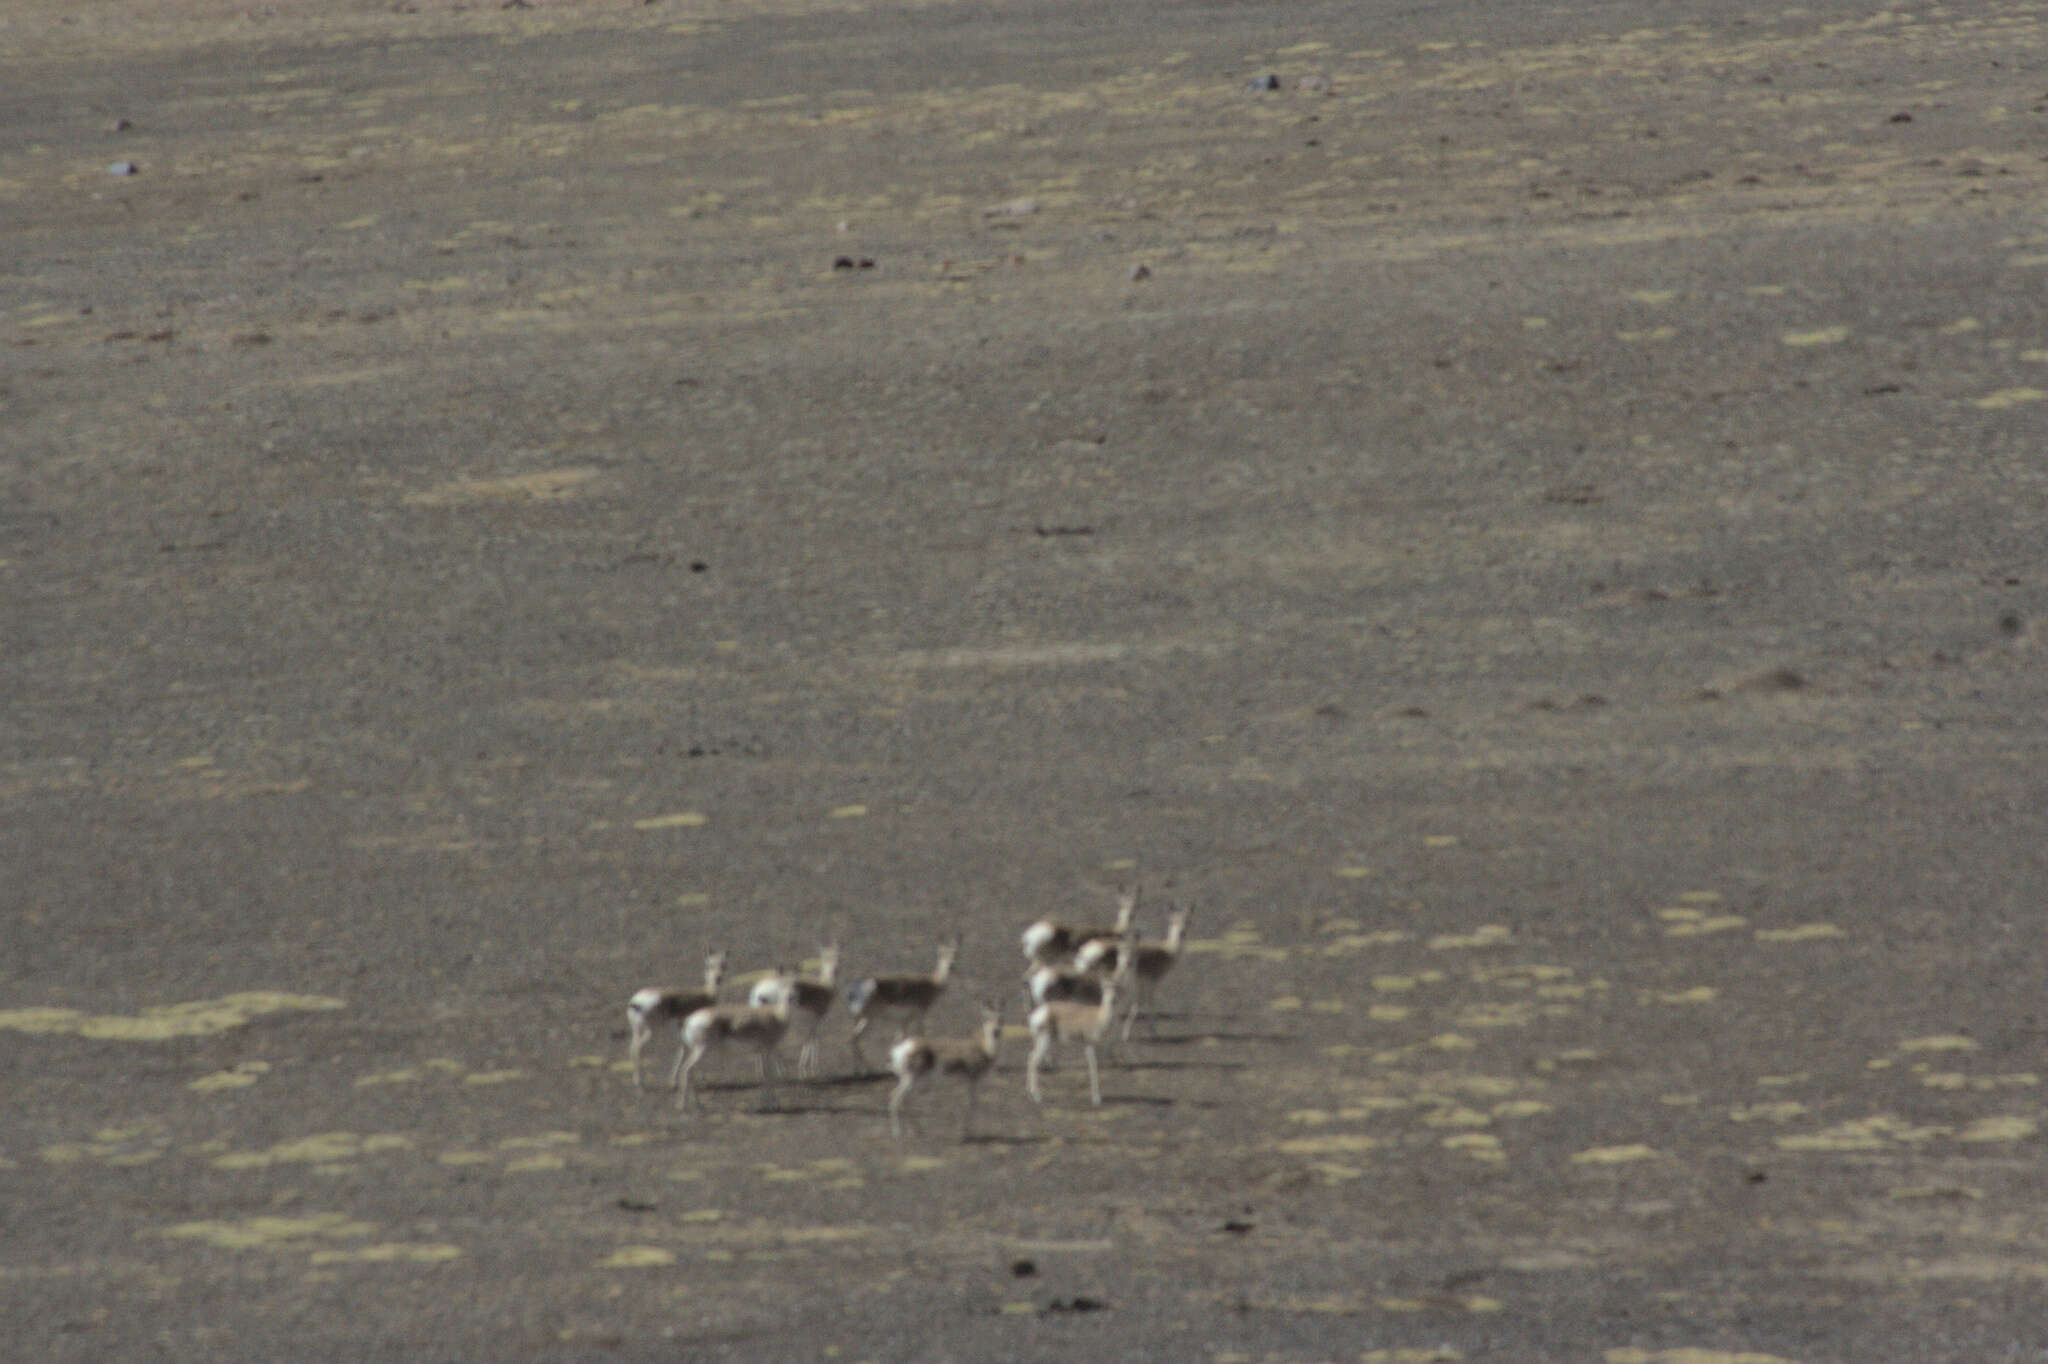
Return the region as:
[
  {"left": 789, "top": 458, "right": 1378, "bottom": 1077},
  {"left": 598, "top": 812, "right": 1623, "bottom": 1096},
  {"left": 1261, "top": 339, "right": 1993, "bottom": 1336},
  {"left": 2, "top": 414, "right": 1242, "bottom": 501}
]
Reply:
[
  {"left": 1128, "top": 263, "right": 1152, "bottom": 281},
  {"left": 982, "top": 196, "right": 1037, "bottom": 218},
  {"left": 831, "top": 256, "right": 875, "bottom": 270},
  {"left": 1296, "top": 74, "right": 1334, "bottom": 94},
  {"left": 108, "top": 161, "right": 138, "bottom": 177},
  {"left": 110, "top": 118, "right": 133, "bottom": 133}
]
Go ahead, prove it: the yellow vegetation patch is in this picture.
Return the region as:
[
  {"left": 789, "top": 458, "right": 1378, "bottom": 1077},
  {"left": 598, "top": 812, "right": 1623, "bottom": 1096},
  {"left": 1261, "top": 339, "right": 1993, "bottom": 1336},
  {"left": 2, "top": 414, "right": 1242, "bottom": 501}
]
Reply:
[
  {"left": 1663, "top": 914, "right": 1748, "bottom": 937},
  {"left": 1185, "top": 931, "right": 1291, "bottom": 962},
  {"left": 1606, "top": 1352, "right": 1801, "bottom": 1364},
  {"left": 1457, "top": 1002, "right": 1536, "bottom": 1028},
  {"left": 309, "top": 1243, "right": 462, "bottom": 1265},
  {"left": 632, "top": 811, "right": 708, "bottom": 830},
  {"left": 1571, "top": 1144, "right": 1658, "bottom": 1165},
  {"left": 0, "top": 992, "right": 343, "bottom": 1041},
  {"left": 1321, "top": 930, "right": 1411, "bottom": 955},
  {"left": 188, "top": 1061, "right": 270, "bottom": 1092},
  {"left": 156, "top": 1213, "right": 375, "bottom": 1251},
  {"left": 1729, "top": 1102, "right": 1807, "bottom": 1123},
  {"left": 1755, "top": 924, "right": 1844, "bottom": 942},
  {"left": 403, "top": 467, "right": 601, "bottom": 506},
  {"left": 1605, "top": 1343, "right": 1802, "bottom": 1351},
  {"left": 213, "top": 1132, "right": 411, "bottom": 1170},
  {"left": 498, "top": 1133, "right": 579, "bottom": 1150},
  {"left": 1444, "top": 1133, "right": 1505, "bottom": 1162},
  {"left": 1276, "top": 1133, "right": 1377, "bottom": 1156},
  {"left": 1781, "top": 325, "right": 1850, "bottom": 346},
  {"left": 1428, "top": 925, "right": 1510, "bottom": 950},
  {"left": 42, "top": 1125, "right": 170, "bottom": 1166},
  {"left": 1776, "top": 1114, "right": 1949, "bottom": 1151},
  {"left": 1898, "top": 1034, "right": 1978, "bottom": 1053},
  {"left": 1958, "top": 1115, "right": 2037, "bottom": 1143},
  {"left": 598, "top": 1246, "right": 676, "bottom": 1269},
  {"left": 1973, "top": 387, "right": 2047, "bottom": 409}
]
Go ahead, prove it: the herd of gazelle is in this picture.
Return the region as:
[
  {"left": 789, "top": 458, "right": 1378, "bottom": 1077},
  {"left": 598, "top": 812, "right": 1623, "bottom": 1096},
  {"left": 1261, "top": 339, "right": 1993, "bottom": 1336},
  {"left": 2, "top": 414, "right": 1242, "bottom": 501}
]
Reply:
[{"left": 622, "top": 889, "right": 1192, "bottom": 1139}]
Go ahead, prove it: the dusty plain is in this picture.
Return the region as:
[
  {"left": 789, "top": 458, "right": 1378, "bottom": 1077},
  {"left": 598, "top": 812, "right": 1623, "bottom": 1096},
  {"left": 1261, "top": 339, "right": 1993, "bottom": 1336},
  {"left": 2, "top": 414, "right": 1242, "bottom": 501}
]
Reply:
[{"left": 5, "top": 0, "right": 2048, "bottom": 1357}]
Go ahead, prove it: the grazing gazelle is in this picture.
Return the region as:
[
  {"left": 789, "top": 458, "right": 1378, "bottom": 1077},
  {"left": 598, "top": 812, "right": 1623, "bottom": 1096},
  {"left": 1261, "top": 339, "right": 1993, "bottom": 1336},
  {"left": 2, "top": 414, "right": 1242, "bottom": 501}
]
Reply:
[
  {"left": 748, "top": 942, "right": 840, "bottom": 1078},
  {"left": 675, "top": 986, "right": 795, "bottom": 1113},
  {"left": 845, "top": 937, "right": 958, "bottom": 1069},
  {"left": 887, "top": 1004, "right": 1003, "bottom": 1141},
  {"left": 1079, "top": 905, "right": 1192, "bottom": 1039},
  {"left": 1026, "top": 967, "right": 1124, "bottom": 1107},
  {"left": 1021, "top": 886, "right": 1138, "bottom": 968},
  {"left": 625, "top": 950, "right": 727, "bottom": 1090}
]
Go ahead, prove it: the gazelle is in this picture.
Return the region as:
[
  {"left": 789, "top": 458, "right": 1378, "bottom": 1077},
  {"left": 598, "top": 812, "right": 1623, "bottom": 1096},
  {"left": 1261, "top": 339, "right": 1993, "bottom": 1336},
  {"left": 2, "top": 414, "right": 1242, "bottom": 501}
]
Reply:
[
  {"left": 1026, "top": 961, "right": 1125, "bottom": 1107},
  {"left": 1025, "top": 961, "right": 1106, "bottom": 1008},
  {"left": 887, "top": 1004, "right": 1002, "bottom": 1141},
  {"left": 625, "top": 950, "right": 727, "bottom": 1090},
  {"left": 748, "top": 942, "right": 840, "bottom": 1078},
  {"left": 845, "top": 937, "right": 959, "bottom": 1069},
  {"left": 1020, "top": 885, "right": 1138, "bottom": 967},
  {"left": 1079, "top": 905, "right": 1191, "bottom": 1039},
  {"left": 675, "top": 987, "right": 795, "bottom": 1113}
]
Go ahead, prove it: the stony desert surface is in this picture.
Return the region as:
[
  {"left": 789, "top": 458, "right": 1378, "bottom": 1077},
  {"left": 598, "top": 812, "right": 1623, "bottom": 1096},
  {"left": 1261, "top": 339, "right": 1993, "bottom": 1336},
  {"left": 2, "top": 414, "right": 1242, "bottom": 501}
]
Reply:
[{"left": 5, "top": 0, "right": 2048, "bottom": 1358}]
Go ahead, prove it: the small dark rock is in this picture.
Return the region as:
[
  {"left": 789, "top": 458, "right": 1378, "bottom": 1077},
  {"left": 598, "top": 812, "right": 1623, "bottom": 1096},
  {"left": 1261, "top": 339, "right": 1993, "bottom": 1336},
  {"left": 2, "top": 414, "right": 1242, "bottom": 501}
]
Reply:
[
  {"left": 1244, "top": 73, "right": 1281, "bottom": 93},
  {"left": 108, "top": 161, "right": 138, "bottom": 177},
  {"left": 1010, "top": 1258, "right": 1037, "bottom": 1277}
]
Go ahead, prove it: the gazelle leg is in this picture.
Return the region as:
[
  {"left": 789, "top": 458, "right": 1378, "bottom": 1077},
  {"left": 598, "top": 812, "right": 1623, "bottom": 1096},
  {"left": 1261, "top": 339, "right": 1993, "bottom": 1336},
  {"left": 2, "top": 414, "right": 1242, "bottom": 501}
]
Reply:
[
  {"left": 1027, "top": 1033, "right": 1052, "bottom": 1103},
  {"left": 677, "top": 1044, "right": 705, "bottom": 1112},
  {"left": 889, "top": 1074, "right": 915, "bottom": 1140}
]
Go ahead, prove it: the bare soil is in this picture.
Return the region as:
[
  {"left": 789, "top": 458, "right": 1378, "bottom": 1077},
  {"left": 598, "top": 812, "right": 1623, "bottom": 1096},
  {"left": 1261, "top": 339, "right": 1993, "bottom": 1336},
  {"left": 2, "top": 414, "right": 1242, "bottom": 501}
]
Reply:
[{"left": 5, "top": 0, "right": 2048, "bottom": 1358}]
